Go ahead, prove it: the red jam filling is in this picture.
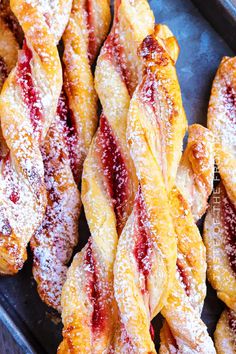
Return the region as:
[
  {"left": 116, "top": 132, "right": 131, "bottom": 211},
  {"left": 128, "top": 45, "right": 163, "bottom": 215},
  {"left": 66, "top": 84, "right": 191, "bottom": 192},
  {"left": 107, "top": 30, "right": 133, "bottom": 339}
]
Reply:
[
  {"left": 228, "top": 309, "right": 236, "bottom": 336},
  {"left": 3, "top": 154, "right": 20, "bottom": 204},
  {"left": 85, "top": 0, "right": 97, "bottom": 65},
  {"left": 104, "top": 30, "right": 132, "bottom": 95},
  {"left": 133, "top": 185, "right": 152, "bottom": 293},
  {"left": 57, "top": 91, "right": 80, "bottom": 183},
  {"left": 9, "top": 190, "right": 20, "bottom": 204},
  {"left": 224, "top": 85, "right": 236, "bottom": 125},
  {"left": 176, "top": 259, "right": 191, "bottom": 296},
  {"left": 85, "top": 239, "right": 105, "bottom": 333},
  {"left": 150, "top": 324, "right": 155, "bottom": 341},
  {"left": 221, "top": 186, "right": 236, "bottom": 274},
  {"left": 16, "top": 41, "right": 43, "bottom": 138},
  {"left": 97, "top": 114, "right": 129, "bottom": 233}
]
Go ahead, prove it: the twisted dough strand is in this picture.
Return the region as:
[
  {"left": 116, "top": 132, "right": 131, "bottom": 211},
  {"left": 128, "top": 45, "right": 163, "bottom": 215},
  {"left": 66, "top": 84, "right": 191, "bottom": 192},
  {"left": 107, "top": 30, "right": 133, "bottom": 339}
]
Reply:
[
  {"left": 0, "top": 14, "right": 19, "bottom": 90},
  {"left": 62, "top": 0, "right": 111, "bottom": 182},
  {"left": 0, "top": 0, "right": 72, "bottom": 274},
  {"left": 160, "top": 125, "right": 215, "bottom": 354},
  {"left": 214, "top": 309, "right": 236, "bottom": 354},
  {"left": 113, "top": 25, "right": 187, "bottom": 353},
  {"left": 207, "top": 57, "right": 236, "bottom": 208},
  {"left": 30, "top": 95, "right": 81, "bottom": 311},
  {"left": 176, "top": 124, "right": 215, "bottom": 222},
  {"left": 30, "top": 0, "right": 111, "bottom": 311},
  {"left": 204, "top": 56, "right": 236, "bottom": 353},
  {"left": 58, "top": 0, "right": 155, "bottom": 352},
  {"left": 0, "top": 11, "right": 19, "bottom": 157}
]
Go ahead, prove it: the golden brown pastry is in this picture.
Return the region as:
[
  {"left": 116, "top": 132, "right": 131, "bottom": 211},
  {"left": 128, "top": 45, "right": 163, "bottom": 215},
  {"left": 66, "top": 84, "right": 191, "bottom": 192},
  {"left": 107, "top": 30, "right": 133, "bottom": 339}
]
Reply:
[
  {"left": 176, "top": 124, "right": 214, "bottom": 222},
  {"left": 0, "top": 15, "right": 19, "bottom": 91},
  {"left": 207, "top": 56, "right": 236, "bottom": 208},
  {"left": 62, "top": 0, "right": 111, "bottom": 182},
  {"left": 0, "top": 0, "right": 23, "bottom": 44},
  {"left": 58, "top": 0, "right": 155, "bottom": 352},
  {"left": 0, "top": 13, "right": 19, "bottom": 158},
  {"left": 204, "top": 56, "right": 236, "bottom": 353},
  {"left": 160, "top": 126, "right": 215, "bottom": 354},
  {"left": 113, "top": 25, "right": 187, "bottom": 352},
  {"left": 205, "top": 183, "right": 236, "bottom": 312},
  {"left": 0, "top": 0, "right": 72, "bottom": 274},
  {"left": 214, "top": 309, "right": 236, "bottom": 354},
  {"left": 30, "top": 0, "right": 111, "bottom": 311}
]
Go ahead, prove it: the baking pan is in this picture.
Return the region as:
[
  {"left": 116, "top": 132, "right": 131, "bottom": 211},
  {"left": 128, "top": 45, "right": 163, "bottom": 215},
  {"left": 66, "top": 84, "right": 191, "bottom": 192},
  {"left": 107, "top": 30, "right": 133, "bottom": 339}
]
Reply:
[
  {"left": 0, "top": 0, "right": 234, "bottom": 353},
  {"left": 192, "top": 0, "right": 236, "bottom": 52}
]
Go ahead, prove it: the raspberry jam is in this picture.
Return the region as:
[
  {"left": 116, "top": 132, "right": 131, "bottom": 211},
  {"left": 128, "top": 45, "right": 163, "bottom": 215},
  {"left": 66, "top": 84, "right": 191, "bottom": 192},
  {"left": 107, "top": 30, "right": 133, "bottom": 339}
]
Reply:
[
  {"left": 221, "top": 186, "right": 236, "bottom": 274},
  {"left": 177, "top": 259, "right": 191, "bottom": 296},
  {"left": 16, "top": 41, "right": 43, "bottom": 138},
  {"left": 57, "top": 92, "right": 80, "bottom": 182},
  {"left": 97, "top": 114, "right": 130, "bottom": 233},
  {"left": 85, "top": 0, "right": 97, "bottom": 64},
  {"left": 84, "top": 240, "right": 105, "bottom": 332},
  {"left": 133, "top": 186, "right": 152, "bottom": 293},
  {"left": 104, "top": 31, "right": 132, "bottom": 95}
]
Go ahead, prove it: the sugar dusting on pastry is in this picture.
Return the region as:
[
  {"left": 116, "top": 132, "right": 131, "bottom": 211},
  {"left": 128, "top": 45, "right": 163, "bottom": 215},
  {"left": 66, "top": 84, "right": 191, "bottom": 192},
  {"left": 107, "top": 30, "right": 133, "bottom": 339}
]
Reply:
[
  {"left": 221, "top": 187, "right": 236, "bottom": 274},
  {"left": 133, "top": 185, "right": 153, "bottom": 294},
  {"left": 58, "top": 0, "right": 154, "bottom": 351},
  {"left": 208, "top": 56, "right": 236, "bottom": 154},
  {"left": 96, "top": 114, "right": 131, "bottom": 234},
  {"left": 31, "top": 110, "right": 80, "bottom": 311},
  {"left": 0, "top": 0, "right": 71, "bottom": 277}
]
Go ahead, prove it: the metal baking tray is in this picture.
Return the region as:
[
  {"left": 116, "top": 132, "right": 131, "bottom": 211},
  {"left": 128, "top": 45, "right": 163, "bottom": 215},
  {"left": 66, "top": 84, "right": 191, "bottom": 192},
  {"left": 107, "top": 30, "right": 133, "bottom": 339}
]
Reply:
[{"left": 0, "top": 0, "right": 235, "bottom": 353}]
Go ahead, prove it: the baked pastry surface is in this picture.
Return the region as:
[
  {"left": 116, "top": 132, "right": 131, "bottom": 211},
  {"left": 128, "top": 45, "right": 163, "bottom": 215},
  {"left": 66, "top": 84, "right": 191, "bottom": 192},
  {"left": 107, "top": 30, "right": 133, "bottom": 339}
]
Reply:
[
  {"left": 204, "top": 56, "right": 236, "bottom": 352},
  {"left": 30, "top": 0, "right": 111, "bottom": 311},
  {"left": 58, "top": 0, "right": 155, "bottom": 351},
  {"left": 113, "top": 25, "right": 187, "bottom": 352},
  {"left": 160, "top": 125, "right": 215, "bottom": 353},
  {"left": 214, "top": 309, "right": 236, "bottom": 354},
  {"left": 0, "top": 0, "right": 72, "bottom": 274}
]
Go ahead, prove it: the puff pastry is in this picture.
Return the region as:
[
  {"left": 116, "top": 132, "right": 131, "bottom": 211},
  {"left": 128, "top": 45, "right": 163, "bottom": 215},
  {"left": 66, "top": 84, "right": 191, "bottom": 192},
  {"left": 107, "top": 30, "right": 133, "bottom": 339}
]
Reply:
[
  {"left": 0, "top": 0, "right": 23, "bottom": 44},
  {"left": 0, "top": 10, "right": 19, "bottom": 159},
  {"left": 207, "top": 56, "right": 236, "bottom": 208},
  {"left": 0, "top": 16, "right": 19, "bottom": 91},
  {"left": 113, "top": 24, "right": 187, "bottom": 352},
  {"left": 30, "top": 0, "right": 111, "bottom": 311},
  {"left": 204, "top": 56, "right": 236, "bottom": 352},
  {"left": 176, "top": 124, "right": 214, "bottom": 222},
  {"left": 0, "top": 0, "right": 72, "bottom": 274},
  {"left": 160, "top": 125, "right": 215, "bottom": 354},
  {"left": 214, "top": 309, "right": 236, "bottom": 354},
  {"left": 58, "top": 0, "right": 155, "bottom": 351}
]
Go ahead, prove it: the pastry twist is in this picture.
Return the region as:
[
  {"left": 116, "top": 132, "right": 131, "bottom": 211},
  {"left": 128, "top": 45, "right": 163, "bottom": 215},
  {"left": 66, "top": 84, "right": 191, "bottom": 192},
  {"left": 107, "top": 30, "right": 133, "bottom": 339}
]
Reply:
[
  {"left": 30, "top": 0, "right": 111, "bottom": 311},
  {"left": 0, "top": 15, "right": 19, "bottom": 91},
  {"left": 0, "top": 0, "right": 23, "bottom": 45},
  {"left": 160, "top": 125, "right": 215, "bottom": 354},
  {"left": 214, "top": 309, "right": 236, "bottom": 354},
  {"left": 58, "top": 0, "right": 155, "bottom": 352},
  {"left": 176, "top": 124, "right": 215, "bottom": 222},
  {"left": 0, "top": 0, "right": 72, "bottom": 274},
  {"left": 204, "top": 56, "right": 236, "bottom": 354},
  {"left": 113, "top": 25, "right": 187, "bottom": 353},
  {"left": 207, "top": 57, "right": 236, "bottom": 208},
  {"left": 0, "top": 2, "right": 19, "bottom": 191}
]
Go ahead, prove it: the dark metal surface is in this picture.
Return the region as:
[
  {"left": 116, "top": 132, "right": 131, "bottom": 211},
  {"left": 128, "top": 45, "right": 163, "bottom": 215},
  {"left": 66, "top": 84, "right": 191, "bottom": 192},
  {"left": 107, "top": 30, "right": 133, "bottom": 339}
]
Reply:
[
  {"left": 0, "top": 0, "right": 235, "bottom": 353},
  {"left": 192, "top": 0, "right": 236, "bottom": 52}
]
